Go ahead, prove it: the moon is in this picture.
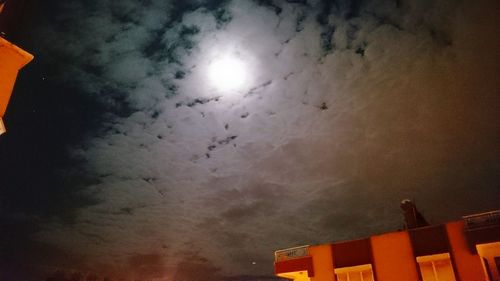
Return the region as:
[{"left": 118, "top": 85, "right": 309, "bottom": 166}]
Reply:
[{"left": 209, "top": 56, "right": 247, "bottom": 92}]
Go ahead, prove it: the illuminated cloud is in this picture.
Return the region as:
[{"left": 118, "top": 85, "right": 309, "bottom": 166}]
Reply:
[{"left": 4, "top": 0, "right": 499, "bottom": 279}]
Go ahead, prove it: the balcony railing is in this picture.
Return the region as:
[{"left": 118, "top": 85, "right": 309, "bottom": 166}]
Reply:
[
  {"left": 463, "top": 210, "right": 500, "bottom": 230},
  {"left": 274, "top": 245, "right": 309, "bottom": 262}
]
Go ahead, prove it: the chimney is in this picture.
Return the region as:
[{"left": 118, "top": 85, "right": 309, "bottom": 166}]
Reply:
[{"left": 400, "top": 199, "right": 429, "bottom": 229}]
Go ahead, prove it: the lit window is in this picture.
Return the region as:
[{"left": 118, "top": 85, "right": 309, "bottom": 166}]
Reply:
[
  {"left": 416, "top": 253, "right": 456, "bottom": 281},
  {"left": 334, "top": 264, "right": 375, "bottom": 281},
  {"left": 476, "top": 242, "right": 500, "bottom": 281}
]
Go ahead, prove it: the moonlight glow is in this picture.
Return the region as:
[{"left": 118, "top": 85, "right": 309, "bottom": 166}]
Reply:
[{"left": 209, "top": 57, "right": 247, "bottom": 91}]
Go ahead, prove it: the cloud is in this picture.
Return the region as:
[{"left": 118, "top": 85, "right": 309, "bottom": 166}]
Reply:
[
  {"left": 127, "top": 253, "right": 169, "bottom": 279},
  {"left": 13, "top": 0, "right": 500, "bottom": 279},
  {"left": 172, "top": 252, "right": 222, "bottom": 281}
]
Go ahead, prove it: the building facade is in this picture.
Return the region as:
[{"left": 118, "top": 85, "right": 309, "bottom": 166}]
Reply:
[
  {"left": 274, "top": 210, "right": 500, "bottom": 281},
  {"left": 0, "top": 0, "right": 33, "bottom": 135}
]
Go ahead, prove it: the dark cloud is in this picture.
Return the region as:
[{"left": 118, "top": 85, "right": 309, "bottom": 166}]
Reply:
[
  {"left": 0, "top": 67, "right": 102, "bottom": 219},
  {"left": 127, "top": 253, "right": 169, "bottom": 279},
  {"left": 173, "top": 252, "right": 222, "bottom": 281}
]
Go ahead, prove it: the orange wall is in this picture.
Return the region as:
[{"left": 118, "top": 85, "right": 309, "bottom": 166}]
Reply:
[
  {"left": 0, "top": 64, "right": 19, "bottom": 116},
  {"left": 446, "top": 221, "right": 486, "bottom": 281},
  {"left": 309, "top": 244, "right": 335, "bottom": 281},
  {"left": 371, "top": 231, "right": 419, "bottom": 281},
  {"left": 276, "top": 219, "right": 497, "bottom": 281},
  {"left": 275, "top": 256, "right": 314, "bottom": 277},
  {"left": 0, "top": 37, "right": 33, "bottom": 116}
]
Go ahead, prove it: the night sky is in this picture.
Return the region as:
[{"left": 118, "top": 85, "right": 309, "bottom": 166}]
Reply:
[{"left": 0, "top": 0, "right": 499, "bottom": 280}]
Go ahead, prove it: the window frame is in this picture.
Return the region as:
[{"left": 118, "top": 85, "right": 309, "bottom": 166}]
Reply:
[
  {"left": 416, "top": 253, "right": 457, "bottom": 281},
  {"left": 334, "top": 264, "right": 375, "bottom": 281}
]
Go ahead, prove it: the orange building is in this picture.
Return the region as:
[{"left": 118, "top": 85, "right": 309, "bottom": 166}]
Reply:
[
  {"left": 0, "top": 36, "right": 33, "bottom": 134},
  {"left": 274, "top": 210, "right": 500, "bottom": 281},
  {"left": 0, "top": 0, "right": 34, "bottom": 135}
]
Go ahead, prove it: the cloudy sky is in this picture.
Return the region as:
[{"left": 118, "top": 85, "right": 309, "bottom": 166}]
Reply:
[{"left": 0, "top": 0, "right": 499, "bottom": 280}]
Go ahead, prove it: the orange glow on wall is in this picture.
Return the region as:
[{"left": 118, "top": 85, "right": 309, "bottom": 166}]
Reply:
[
  {"left": 275, "top": 256, "right": 314, "bottom": 277},
  {"left": 0, "top": 36, "right": 33, "bottom": 134},
  {"left": 446, "top": 221, "right": 486, "bottom": 281},
  {"left": 309, "top": 244, "right": 335, "bottom": 281},
  {"left": 371, "top": 231, "right": 419, "bottom": 281},
  {"left": 276, "top": 270, "right": 311, "bottom": 281},
  {"left": 274, "top": 211, "right": 499, "bottom": 281}
]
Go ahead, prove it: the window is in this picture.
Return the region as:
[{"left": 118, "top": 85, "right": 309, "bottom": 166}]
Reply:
[
  {"left": 477, "top": 242, "right": 500, "bottom": 281},
  {"left": 484, "top": 258, "right": 494, "bottom": 281},
  {"left": 334, "top": 264, "right": 375, "bottom": 281},
  {"left": 416, "top": 253, "right": 456, "bottom": 281}
]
